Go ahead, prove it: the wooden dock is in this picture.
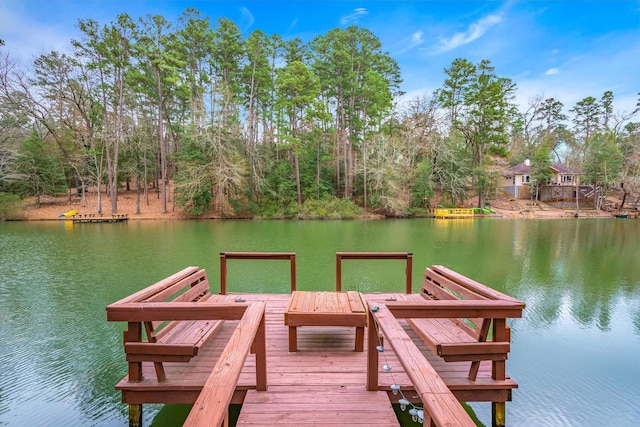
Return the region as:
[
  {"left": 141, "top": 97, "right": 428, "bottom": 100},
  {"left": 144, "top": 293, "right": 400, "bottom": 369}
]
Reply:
[
  {"left": 433, "top": 208, "right": 475, "bottom": 218},
  {"left": 110, "top": 294, "right": 518, "bottom": 426},
  {"left": 70, "top": 214, "right": 128, "bottom": 223},
  {"left": 107, "top": 254, "right": 523, "bottom": 427}
]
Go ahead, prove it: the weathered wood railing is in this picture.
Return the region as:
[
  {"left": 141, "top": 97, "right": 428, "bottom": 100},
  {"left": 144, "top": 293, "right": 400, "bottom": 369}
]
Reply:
[
  {"left": 219, "top": 252, "right": 297, "bottom": 294},
  {"left": 366, "top": 302, "right": 476, "bottom": 426},
  {"left": 184, "top": 301, "right": 267, "bottom": 427},
  {"left": 335, "top": 251, "right": 413, "bottom": 293}
]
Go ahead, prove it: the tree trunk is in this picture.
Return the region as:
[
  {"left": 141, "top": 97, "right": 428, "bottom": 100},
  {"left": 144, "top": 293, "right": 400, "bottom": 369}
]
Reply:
[{"left": 157, "top": 71, "right": 167, "bottom": 214}]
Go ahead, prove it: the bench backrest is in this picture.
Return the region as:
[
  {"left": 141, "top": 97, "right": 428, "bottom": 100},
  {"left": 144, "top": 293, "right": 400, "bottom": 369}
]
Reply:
[
  {"left": 111, "top": 266, "right": 209, "bottom": 305},
  {"left": 421, "top": 266, "right": 496, "bottom": 340},
  {"left": 110, "top": 266, "right": 212, "bottom": 341}
]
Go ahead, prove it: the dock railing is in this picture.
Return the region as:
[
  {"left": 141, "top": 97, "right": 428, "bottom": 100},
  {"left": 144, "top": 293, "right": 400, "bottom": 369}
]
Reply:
[
  {"left": 219, "top": 252, "right": 297, "bottom": 294},
  {"left": 183, "top": 301, "right": 267, "bottom": 427},
  {"left": 335, "top": 252, "right": 413, "bottom": 293},
  {"left": 366, "top": 302, "right": 476, "bottom": 427}
]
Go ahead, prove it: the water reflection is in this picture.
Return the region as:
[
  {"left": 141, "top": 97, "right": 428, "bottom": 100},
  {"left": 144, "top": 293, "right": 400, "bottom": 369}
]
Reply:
[{"left": 1, "top": 219, "right": 639, "bottom": 426}]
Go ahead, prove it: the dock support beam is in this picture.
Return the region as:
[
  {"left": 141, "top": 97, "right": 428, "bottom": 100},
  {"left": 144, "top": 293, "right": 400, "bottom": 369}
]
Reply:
[
  {"left": 492, "top": 402, "right": 505, "bottom": 427},
  {"left": 128, "top": 404, "right": 142, "bottom": 427}
]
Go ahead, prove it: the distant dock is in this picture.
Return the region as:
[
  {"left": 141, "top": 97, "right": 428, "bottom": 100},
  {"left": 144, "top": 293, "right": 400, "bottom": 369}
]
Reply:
[{"left": 70, "top": 214, "right": 128, "bottom": 223}]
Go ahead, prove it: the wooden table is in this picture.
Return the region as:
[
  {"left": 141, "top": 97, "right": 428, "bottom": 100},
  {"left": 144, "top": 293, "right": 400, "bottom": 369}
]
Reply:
[{"left": 284, "top": 291, "right": 368, "bottom": 352}]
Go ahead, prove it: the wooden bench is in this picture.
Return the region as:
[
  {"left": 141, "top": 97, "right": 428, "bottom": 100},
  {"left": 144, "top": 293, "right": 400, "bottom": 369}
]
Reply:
[
  {"left": 405, "top": 265, "right": 525, "bottom": 381},
  {"left": 107, "top": 266, "right": 229, "bottom": 382}
]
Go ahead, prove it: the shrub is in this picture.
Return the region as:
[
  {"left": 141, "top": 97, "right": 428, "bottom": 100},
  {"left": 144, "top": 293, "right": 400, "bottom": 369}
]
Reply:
[{"left": 0, "top": 193, "right": 24, "bottom": 220}]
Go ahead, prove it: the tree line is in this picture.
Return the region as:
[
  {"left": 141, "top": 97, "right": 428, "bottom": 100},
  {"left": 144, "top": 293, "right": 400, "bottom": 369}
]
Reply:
[{"left": 0, "top": 8, "right": 638, "bottom": 218}]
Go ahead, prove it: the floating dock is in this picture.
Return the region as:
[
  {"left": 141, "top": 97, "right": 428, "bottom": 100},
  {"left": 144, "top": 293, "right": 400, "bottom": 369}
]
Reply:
[
  {"left": 70, "top": 214, "right": 128, "bottom": 223},
  {"left": 433, "top": 208, "right": 475, "bottom": 218}
]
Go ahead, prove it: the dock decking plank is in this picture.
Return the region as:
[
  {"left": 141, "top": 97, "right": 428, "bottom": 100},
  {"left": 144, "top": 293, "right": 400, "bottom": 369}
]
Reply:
[{"left": 237, "top": 387, "right": 399, "bottom": 426}]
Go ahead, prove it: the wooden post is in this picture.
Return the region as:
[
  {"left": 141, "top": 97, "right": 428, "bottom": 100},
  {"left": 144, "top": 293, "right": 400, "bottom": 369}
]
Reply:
[
  {"left": 128, "top": 404, "right": 142, "bottom": 427},
  {"left": 289, "top": 254, "right": 296, "bottom": 292},
  {"left": 492, "top": 401, "right": 506, "bottom": 427},
  {"left": 336, "top": 253, "right": 343, "bottom": 291},
  {"left": 492, "top": 318, "right": 507, "bottom": 380},
  {"left": 366, "top": 305, "right": 378, "bottom": 390},
  {"left": 405, "top": 252, "right": 413, "bottom": 294},
  {"left": 254, "top": 312, "right": 267, "bottom": 391},
  {"left": 126, "top": 322, "right": 142, "bottom": 382},
  {"left": 219, "top": 253, "right": 227, "bottom": 295}
]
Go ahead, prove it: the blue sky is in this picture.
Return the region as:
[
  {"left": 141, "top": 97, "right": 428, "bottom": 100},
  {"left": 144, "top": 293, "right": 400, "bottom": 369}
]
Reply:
[{"left": 1, "top": 0, "right": 639, "bottom": 117}]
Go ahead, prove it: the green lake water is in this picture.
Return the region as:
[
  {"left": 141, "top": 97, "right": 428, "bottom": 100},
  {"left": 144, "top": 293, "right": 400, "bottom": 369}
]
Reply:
[{"left": 1, "top": 218, "right": 639, "bottom": 426}]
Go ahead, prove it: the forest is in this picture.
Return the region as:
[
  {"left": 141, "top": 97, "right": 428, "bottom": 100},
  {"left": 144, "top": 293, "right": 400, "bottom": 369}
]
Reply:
[{"left": 0, "top": 8, "right": 638, "bottom": 219}]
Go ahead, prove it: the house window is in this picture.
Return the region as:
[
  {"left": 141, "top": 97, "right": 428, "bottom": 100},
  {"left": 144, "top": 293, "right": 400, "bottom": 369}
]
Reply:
[{"left": 522, "top": 175, "right": 530, "bottom": 183}]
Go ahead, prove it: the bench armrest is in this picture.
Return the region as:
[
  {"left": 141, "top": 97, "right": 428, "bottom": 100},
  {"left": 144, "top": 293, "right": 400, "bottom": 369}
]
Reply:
[
  {"left": 384, "top": 299, "right": 524, "bottom": 319},
  {"left": 184, "top": 302, "right": 267, "bottom": 426},
  {"left": 106, "top": 301, "right": 251, "bottom": 322}
]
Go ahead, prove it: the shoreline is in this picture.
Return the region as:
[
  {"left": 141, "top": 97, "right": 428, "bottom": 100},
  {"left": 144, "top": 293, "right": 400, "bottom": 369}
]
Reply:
[{"left": 14, "top": 189, "right": 616, "bottom": 221}]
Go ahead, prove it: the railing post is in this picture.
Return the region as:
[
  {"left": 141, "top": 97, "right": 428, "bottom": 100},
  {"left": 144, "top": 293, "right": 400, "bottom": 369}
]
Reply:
[
  {"left": 290, "top": 254, "right": 296, "bottom": 292},
  {"left": 336, "top": 253, "right": 342, "bottom": 292},
  {"left": 366, "top": 305, "right": 379, "bottom": 391},
  {"left": 405, "top": 252, "right": 413, "bottom": 294},
  {"left": 254, "top": 311, "right": 267, "bottom": 391},
  {"left": 219, "top": 252, "right": 227, "bottom": 295}
]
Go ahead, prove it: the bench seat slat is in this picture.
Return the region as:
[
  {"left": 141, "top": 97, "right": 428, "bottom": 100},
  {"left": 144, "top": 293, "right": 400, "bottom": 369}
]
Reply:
[
  {"left": 408, "top": 318, "right": 475, "bottom": 352},
  {"left": 156, "top": 319, "right": 224, "bottom": 355}
]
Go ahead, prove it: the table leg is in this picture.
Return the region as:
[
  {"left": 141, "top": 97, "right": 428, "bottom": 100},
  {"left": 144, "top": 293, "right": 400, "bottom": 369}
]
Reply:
[
  {"left": 288, "top": 326, "right": 297, "bottom": 352},
  {"left": 355, "top": 326, "right": 364, "bottom": 352}
]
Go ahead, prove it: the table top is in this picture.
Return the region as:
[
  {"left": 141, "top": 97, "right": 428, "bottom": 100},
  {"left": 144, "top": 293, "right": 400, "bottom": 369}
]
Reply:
[{"left": 285, "top": 291, "right": 366, "bottom": 315}]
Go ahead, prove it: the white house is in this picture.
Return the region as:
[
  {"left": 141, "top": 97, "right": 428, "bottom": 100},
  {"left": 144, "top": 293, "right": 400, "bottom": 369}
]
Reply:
[{"left": 503, "top": 159, "right": 579, "bottom": 199}]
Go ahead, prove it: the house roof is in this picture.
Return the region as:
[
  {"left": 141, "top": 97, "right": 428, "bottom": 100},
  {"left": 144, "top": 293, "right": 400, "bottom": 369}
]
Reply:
[
  {"left": 506, "top": 163, "right": 531, "bottom": 174},
  {"left": 550, "top": 163, "right": 578, "bottom": 174},
  {"left": 505, "top": 162, "right": 578, "bottom": 175}
]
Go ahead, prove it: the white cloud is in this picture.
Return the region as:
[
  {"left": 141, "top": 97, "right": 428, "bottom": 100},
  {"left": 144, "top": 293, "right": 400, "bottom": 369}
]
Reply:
[
  {"left": 392, "top": 30, "right": 425, "bottom": 55},
  {"left": 545, "top": 68, "right": 560, "bottom": 76},
  {"left": 0, "top": 2, "right": 73, "bottom": 60},
  {"left": 340, "top": 8, "right": 368, "bottom": 25},
  {"left": 288, "top": 18, "right": 298, "bottom": 33},
  {"left": 239, "top": 7, "right": 255, "bottom": 32},
  {"left": 431, "top": 14, "right": 502, "bottom": 54}
]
